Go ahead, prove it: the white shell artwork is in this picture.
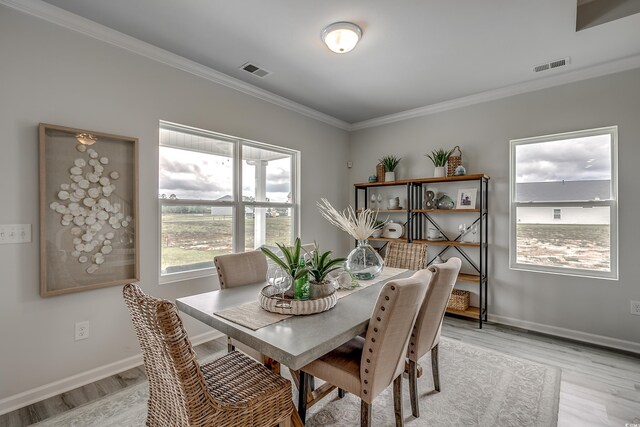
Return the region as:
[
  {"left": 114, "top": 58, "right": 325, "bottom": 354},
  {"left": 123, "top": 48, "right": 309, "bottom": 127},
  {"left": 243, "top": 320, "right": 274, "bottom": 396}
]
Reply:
[{"left": 49, "top": 144, "right": 133, "bottom": 275}]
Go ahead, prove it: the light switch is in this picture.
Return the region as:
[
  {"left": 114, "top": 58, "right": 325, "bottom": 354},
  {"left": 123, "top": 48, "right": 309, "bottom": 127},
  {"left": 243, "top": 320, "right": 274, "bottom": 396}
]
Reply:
[{"left": 0, "top": 224, "right": 31, "bottom": 244}]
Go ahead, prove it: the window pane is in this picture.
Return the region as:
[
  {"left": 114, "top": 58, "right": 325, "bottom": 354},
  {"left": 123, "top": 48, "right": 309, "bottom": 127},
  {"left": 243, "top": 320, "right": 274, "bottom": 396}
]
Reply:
[
  {"left": 514, "top": 134, "right": 612, "bottom": 202},
  {"left": 242, "top": 146, "right": 292, "bottom": 203},
  {"left": 515, "top": 206, "right": 610, "bottom": 272},
  {"left": 161, "top": 205, "right": 233, "bottom": 274},
  {"left": 159, "top": 131, "right": 233, "bottom": 200},
  {"left": 244, "top": 207, "right": 292, "bottom": 250}
]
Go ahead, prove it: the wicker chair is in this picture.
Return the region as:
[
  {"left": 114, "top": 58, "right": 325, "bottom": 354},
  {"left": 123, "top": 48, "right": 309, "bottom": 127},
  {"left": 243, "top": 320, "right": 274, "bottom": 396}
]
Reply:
[
  {"left": 384, "top": 242, "right": 427, "bottom": 270},
  {"left": 123, "top": 283, "right": 295, "bottom": 427},
  {"left": 407, "top": 258, "right": 461, "bottom": 418}
]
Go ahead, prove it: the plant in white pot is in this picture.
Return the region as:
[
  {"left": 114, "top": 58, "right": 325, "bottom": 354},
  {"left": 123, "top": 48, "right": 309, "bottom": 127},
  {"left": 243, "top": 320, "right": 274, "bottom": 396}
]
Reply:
[
  {"left": 378, "top": 155, "right": 401, "bottom": 182},
  {"left": 426, "top": 148, "right": 455, "bottom": 178},
  {"left": 305, "top": 242, "right": 346, "bottom": 299}
]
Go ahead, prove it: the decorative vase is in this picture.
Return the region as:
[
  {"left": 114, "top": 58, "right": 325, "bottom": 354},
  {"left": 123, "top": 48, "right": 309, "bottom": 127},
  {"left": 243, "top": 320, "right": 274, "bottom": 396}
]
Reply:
[
  {"left": 384, "top": 171, "right": 395, "bottom": 182},
  {"left": 309, "top": 281, "right": 336, "bottom": 299},
  {"left": 433, "top": 166, "right": 445, "bottom": 178},
  {"left": 436, "top": 194, "right": 455, "bottom": 210},
  {"left": 371, "top": 228, "right": 383, "bottom": 238},
  {"left": 345, "top": 240, "right": 384, "bottom": 280}
]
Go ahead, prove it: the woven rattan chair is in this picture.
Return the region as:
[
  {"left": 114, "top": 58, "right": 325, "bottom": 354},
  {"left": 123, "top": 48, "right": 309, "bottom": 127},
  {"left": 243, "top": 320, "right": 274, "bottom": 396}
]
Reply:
[
  {"left": 384, "top": 242, "right": 428, "bottom": 270},
  {"left": 296, "top": 269, "right": 432, "bottom": 427},
  {"left": 407, "top": 257, "right": 461, "bottom": 417},
  {"left": 123, "top": 283, "right": 295, "bottom": 427}
]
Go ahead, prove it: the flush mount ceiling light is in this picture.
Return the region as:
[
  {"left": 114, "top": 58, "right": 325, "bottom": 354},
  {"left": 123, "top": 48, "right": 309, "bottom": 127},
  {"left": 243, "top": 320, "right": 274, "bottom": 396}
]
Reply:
[
  {"left": 321, "top": 22, "right": 362, "bottom": 54},
  {"left": 76, "top": 133, "right": 97, "bottom": 145}
]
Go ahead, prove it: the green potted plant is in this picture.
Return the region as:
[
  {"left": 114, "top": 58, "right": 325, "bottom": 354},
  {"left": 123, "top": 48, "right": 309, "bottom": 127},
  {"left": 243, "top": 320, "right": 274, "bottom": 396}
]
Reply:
[
  {"left": 378, "top": 155, "right": 401, "bottom": 181},
  {"left": 305, "top": 242, "right": 346, "bottom": 299},
  {"left": 425, "top": 148, "right": 455, "bottom": 177}
]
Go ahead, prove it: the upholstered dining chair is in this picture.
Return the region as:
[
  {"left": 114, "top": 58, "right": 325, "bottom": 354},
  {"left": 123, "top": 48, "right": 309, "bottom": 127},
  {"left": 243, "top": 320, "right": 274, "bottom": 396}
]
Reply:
[
  {"left": 407, "top": 257, "right": 462, "bottom": 418},
  {"left": 384, "top": 242, "right": 428, "bottom": 270},
  {"left": 123, "top": 283, "right": 295, "bottom": 427},
  {"left": 296, "top": 269, "right": 432, "bottom": 427}
]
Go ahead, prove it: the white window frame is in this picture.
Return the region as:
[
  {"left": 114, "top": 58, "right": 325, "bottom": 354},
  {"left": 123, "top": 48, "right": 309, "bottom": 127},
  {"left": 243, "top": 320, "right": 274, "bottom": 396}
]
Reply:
[
  {"left": 509, "top": 126, "right": 618, "bottom": 280},
  {"left": 159, "top": 121, "right": 300, "bottom": 284}
]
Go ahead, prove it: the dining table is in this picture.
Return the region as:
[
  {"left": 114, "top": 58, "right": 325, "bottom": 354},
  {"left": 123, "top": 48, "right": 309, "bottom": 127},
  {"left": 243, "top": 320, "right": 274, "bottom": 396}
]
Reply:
[{"left": 176, "top": 267, "right": 413, "bottom": 424}]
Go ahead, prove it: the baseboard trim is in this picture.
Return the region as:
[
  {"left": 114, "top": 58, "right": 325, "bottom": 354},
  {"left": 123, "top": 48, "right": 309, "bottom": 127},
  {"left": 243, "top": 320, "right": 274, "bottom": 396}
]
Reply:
[
  {"left": 488, "top": 314, "right": 640, "bottom": 355},
  {"left": 0, "top": 330, "right": 223, "bottom": 416}
]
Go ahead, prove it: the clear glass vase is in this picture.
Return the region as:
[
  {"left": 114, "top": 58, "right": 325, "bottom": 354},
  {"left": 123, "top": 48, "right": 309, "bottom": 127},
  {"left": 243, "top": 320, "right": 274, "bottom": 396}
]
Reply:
[{"left": 345, "top": 240, "right": 384, "bottom": 280}]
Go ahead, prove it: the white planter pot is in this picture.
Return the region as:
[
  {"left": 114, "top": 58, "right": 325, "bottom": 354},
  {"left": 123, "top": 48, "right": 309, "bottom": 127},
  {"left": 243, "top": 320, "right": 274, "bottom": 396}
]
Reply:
[
  {"left": 384, "top": 171, "right": 396, "bottom": 182},
  {"left": 433, "top": 167, "right": 445, "bottom": 178}
]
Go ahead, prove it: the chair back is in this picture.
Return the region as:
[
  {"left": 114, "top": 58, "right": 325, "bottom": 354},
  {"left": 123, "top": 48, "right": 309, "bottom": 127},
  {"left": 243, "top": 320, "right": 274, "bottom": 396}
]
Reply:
[
  {"left": 408, "top": 258, "right": 462, "bottom": 362},
  {"left": 214, "top": 250, "right": 268, "bottom": 289},
  {"left": 384, "top": 242, "right": 427, "bottom": 270},
  {"left": 123, "top": 283, "right": 216, "bottom": 425},
  {"left": 360, "top": 269, "right": 431, "bottom": 402}
]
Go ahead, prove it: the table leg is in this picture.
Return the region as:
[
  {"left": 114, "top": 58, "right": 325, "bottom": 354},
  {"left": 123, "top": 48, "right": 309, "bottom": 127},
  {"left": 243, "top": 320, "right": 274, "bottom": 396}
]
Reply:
[{"left": 262, "top": 355, "right": 281, "bottom": 375}]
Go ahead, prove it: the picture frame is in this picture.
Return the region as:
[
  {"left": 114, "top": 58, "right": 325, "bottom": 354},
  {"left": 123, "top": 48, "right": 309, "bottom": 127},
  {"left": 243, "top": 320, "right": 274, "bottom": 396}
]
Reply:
[
  {"left": 456, "top": 188, "right": 477, "bottom": 210},
  {"left": 39, "top": 123, "right": 139, "bottom": 297}
]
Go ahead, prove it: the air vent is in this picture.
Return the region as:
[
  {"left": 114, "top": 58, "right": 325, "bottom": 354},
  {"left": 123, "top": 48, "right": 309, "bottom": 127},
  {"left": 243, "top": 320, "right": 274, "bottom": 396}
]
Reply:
[
  {"left": 533, "top": 57, "right": 571, "bottom": 73},
  {"left": 240, "top": 62, "right": 271, "bottom": 78}
]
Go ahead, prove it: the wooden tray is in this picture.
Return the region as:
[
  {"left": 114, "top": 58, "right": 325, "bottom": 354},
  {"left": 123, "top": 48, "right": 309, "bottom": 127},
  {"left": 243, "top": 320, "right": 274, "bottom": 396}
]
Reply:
[{"left": 259, "top": 285, "right": 337, "bottom": 315}]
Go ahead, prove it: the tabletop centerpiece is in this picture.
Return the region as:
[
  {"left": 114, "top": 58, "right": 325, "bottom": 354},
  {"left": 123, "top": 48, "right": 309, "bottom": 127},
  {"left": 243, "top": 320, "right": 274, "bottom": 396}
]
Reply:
[
  {"left": 306, "top": 242, "right": 346, "bottom": 299},
  {"left": 317, "top": 198, "right": 385, "bottom": 280}
]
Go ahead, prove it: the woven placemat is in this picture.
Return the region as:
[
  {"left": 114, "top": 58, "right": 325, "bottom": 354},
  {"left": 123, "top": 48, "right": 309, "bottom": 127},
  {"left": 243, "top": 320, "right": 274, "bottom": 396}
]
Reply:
[{"left": 214, "top": 267, "right": 408, "bottom": 330}]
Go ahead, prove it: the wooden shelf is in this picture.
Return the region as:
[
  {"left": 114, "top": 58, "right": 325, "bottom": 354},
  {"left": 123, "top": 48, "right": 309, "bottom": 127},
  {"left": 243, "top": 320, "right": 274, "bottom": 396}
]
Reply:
[
  {"left": 357, "top": 209, "right": 408, "bottom": 213},
  {"left": 413, "top": 208, "right": 480, "bottom": 213},
  {"left": 368, "top": 237, "right": 404, "bottom": 242},
  {"left": 446, "top": 306, "right": 480, "bottom": 318},
  {"left": 457, "top": 273, "right": 480, "bottom": 283},
  {"left": 354, "top": 174, "right": 489, "bottom": 188},
  {"left": 412, "top": 239, "right": 480, "bottom": 247}
]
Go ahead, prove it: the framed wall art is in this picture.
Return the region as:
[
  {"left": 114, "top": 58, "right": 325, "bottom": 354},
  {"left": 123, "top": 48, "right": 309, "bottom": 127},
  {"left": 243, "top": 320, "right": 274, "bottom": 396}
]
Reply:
[
  {"left": 456, "top": 188, "right": 477, "bottom": 210},
  {"left": 39, "top": 123, "right": 139, "bottom": 297}
]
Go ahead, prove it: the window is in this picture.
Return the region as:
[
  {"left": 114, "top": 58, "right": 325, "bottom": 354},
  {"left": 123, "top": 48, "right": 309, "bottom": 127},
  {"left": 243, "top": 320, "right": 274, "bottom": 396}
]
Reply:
[
  {"left": 510, "top": 127, "right": 618, "bottom": 279},
  {"left": 159, "top": 121, "right": 298, "bottom": 281}
]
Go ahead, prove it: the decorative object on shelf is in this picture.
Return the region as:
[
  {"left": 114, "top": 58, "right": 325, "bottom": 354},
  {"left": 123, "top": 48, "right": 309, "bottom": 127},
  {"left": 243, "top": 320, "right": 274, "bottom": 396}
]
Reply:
[
  {"left": 460, "top": 223, "right": 478, "bottom": 243},
  {"left": 371, "top": 220, "right": 386, "bottom": 238},
  {"left": 427, "top": 226, "right": 444, "bottom": 241},
  {"left": 388, "top": 196, "right": 400, "bottom": 209},
  {"left": 368, "top": 175, "right": 377, "bottom": 183},
  {"left": 378, "top": 155, "right": 401, "bottom": 182},
  {"left": 447, "top": 289, "right": 471, "bottom": 311},
  {"left": 382, "top": 220, "right": 404, "bottom": 239},
  {"left": 454, "top": 165, "right": 467, "bottom": 176},
  {"left": 424, "top": 190, "right": 436, "bottom": 209},
  {"left": 456, "top": 188, "right": 478, "bottom": 209},
  {"left": 376, "top": 163, "right": 385, "bottom": 182},
  {"left": 306, "top": 242, "right": 346, "bottom": 299},
  {"left": 436, "top": 193, "right": 455, "bottom": 210},
  {"left": 39, "top": 123, "right": 139, "bottom": 297},
  {"left": 425, "top": 148, "right": 455, "bottom": 178},
  {"left": 260, "top": 238, "right": 309, "bottom": 289},
  {"left": 447, "top": 145, "right": 462, "bottom": 176}
]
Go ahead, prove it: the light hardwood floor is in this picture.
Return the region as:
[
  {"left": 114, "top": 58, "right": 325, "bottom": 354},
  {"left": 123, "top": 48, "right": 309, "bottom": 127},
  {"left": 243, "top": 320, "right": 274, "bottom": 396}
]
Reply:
[{"left": 1, "top": 318, "right": 638, "bottom": 426}]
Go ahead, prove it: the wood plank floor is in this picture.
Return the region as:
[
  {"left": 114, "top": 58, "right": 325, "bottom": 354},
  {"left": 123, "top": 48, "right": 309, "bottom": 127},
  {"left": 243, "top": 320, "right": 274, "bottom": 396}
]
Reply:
[{"left": 1, "top": 318, "right": 638, "bottom": 426}]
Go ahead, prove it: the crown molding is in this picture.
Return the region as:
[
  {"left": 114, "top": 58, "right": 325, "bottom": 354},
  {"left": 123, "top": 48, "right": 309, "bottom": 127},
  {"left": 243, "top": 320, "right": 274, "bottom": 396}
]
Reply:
[
  {"left": 350, "top": 53, "right": 640, "bottom": 131},
  {"left": 0, "top": 0, "right": 351, "bottom": 131}
]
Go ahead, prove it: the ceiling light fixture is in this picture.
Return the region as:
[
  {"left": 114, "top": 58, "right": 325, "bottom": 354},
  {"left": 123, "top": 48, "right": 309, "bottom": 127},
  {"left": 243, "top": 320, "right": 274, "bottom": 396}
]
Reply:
[
  {"left": 76, "top": 133, "right": 97, "bottom": 145},
  {"left": 321, "top": 22, "right": 362, "bottom": 54}
]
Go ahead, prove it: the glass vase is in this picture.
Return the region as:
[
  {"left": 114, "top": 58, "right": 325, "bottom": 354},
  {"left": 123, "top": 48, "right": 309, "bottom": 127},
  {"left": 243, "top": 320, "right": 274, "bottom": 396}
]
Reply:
[{"left": 345, "top": 240, "right": 384, "bottom": 280}]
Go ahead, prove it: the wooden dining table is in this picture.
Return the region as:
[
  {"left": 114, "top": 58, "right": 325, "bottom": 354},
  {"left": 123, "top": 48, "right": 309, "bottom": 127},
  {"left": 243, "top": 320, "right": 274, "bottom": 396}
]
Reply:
[{"left": 176, "top": 268, "right": 412, "bottom": 424}]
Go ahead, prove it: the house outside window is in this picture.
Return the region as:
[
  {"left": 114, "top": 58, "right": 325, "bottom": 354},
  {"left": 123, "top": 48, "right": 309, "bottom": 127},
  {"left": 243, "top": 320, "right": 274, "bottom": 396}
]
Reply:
[
  {"left": 510, "top": 126, "right": 618, "bottom": 280},
  {"left": 159, "top": 121, "right": 299, "bottom": 282}
]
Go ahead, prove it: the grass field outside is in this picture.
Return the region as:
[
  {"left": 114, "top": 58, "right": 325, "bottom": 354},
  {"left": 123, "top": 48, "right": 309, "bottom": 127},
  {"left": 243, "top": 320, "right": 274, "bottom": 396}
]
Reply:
[{"left": 516, "top": 224, "right": 610, "bottom": 271}]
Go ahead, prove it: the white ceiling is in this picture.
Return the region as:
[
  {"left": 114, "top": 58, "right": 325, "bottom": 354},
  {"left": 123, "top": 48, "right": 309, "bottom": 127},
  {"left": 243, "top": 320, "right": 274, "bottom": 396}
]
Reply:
[{"left": 31, "top": 0, "right": 640, "bottom": 124}]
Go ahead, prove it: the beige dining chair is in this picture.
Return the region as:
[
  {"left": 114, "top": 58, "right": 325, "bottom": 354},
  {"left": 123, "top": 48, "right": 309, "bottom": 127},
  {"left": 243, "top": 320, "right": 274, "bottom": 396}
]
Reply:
[
  {"left": 123, "top": 283, "right": 296, "bottom": 427},
  {"left": 384, "top": 241, "right": 428, "bottom": 270},
  {"left": 296, "top": 269, "right": 432, "bottom": 427},
  {"left": 407, "top": 257, "right": 461, "bottom": 417}
]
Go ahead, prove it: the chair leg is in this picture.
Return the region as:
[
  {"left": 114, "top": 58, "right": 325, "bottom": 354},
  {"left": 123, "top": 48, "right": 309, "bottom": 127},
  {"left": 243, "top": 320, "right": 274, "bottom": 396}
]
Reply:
[
  {"left": 408, "top": 359, "right": 419, "bottom": 418},
  {"left": 360, "top": 400, "right": 371, "bottom": 427},
  {"left": 393, "top": 375, "right": 404, "bottom": 427},
  {"left": 338, "top": 388, "right": 346, "bottom": 398},
  {"left": 297, "top": 371, "right": 309, "bottom": 422},
  {"left": 431, "top": 344, "right": 440, "bottom": 392},
  {"left": 227, "top": 336, "right": 235, "bottom": 353}
]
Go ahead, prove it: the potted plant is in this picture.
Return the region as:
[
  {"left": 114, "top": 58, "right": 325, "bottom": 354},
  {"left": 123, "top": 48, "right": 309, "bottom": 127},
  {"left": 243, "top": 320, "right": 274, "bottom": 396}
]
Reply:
[
  {"left": 260, "top": 238, "right": 309, "bottom": 297},
  {"left": 425, "top": 148, "right": 455, "bottom": 178},
  {"left": 378, "top": 155, "right": 401, "bottom": 181},
  {"left": 305, "top": 242, "right": 346, "bottom": 299}
]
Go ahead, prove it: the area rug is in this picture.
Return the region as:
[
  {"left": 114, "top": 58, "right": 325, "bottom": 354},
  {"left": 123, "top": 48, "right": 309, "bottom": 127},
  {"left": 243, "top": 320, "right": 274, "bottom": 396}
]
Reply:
[{"left": 34, "top": 337, "right": 560, "bottom": 426}]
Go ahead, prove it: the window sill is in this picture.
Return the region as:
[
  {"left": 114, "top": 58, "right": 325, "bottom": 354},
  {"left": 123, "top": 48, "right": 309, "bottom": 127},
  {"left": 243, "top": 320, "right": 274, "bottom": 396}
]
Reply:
[{"left": 160, "top": 267, "right": 216, "bottom": 285}]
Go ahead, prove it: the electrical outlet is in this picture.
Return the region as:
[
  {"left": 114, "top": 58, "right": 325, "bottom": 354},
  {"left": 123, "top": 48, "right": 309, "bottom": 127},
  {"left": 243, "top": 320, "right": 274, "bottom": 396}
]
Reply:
[
  {"left": 0, "top": 224, "right": 31, "bottom": 244},
  {"left": 75, "top": 321, "right": 89, "bottom": 341},
  {"left": 631, "top": 301, "right": 640, "bottom": 316}
]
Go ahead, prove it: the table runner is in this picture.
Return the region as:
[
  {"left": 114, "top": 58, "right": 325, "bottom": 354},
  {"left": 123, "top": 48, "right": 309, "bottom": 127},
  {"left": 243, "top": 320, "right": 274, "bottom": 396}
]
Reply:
[{"left": 214, "top": 267, "right": 408, "bottom": 330}]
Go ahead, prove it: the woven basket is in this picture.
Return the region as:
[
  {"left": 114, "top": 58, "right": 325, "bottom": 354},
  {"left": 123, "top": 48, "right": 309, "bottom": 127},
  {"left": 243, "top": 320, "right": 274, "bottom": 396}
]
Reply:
[
  {"left": 259, "top": 285, "right": 337, "bottom": 315},
  {"left": 447, "top": 289, "right": 470, "bottom": 311},
  {"left": 447, "top": 145, "right": 462, "bottom": 177}
]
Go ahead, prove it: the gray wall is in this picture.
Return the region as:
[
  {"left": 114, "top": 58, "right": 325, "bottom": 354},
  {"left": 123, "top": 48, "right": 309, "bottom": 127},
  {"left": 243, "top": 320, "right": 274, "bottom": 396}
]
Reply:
[
  {"left": 349, "top": 68, "right": 640, "bottom": 346},
  {"left": 0, "top": 7, "right": 348, "bottom": 400}
]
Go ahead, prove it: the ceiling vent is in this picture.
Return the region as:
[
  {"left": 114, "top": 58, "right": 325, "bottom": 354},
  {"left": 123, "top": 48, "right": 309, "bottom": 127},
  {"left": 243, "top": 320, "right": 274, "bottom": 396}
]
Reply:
[
  {"left": 240, "top": 62, "right": 271, "bottom": 78},
  {"left": 533, "top": 57, "right": 571, "bottom": 73}
]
